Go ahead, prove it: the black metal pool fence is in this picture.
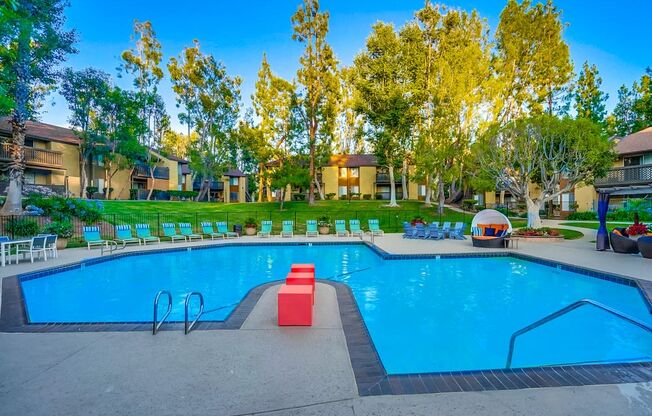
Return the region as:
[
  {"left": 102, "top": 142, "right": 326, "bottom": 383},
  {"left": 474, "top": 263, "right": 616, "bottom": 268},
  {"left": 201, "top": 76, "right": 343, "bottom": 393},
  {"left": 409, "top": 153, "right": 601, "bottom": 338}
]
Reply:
[{"left": 0, "top": 209, "right": 471, "bottom": 240}]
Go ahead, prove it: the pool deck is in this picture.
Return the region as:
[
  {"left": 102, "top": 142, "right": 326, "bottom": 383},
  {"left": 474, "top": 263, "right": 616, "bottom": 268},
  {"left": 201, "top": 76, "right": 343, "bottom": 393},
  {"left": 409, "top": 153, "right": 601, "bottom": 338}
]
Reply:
[{"left": 1, "top": 226, "right": 651, "bottom": 415}]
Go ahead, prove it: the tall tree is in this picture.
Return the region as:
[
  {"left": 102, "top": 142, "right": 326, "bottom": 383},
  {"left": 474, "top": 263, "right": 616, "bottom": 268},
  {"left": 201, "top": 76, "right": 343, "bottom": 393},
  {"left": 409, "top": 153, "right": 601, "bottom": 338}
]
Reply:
[
  {"left": 121, "top": 20, "right": 167, "bottom": 199},
  {"left": 574, "top": 61, "right": 608, "bottom": 124},
  {"left": 251, "top": 54, "right": 298, "bottom": 202},
  {"left": 0, "top": 0, "right": 76, "bottom": 213},
  {"left": 479, "top": 115, "right": 614, "bottom": 228},
  {"left": 291, "top": 0, "right": 339, "bottom": 205},
  {"left": 334, "top": 67, "right": 365, "bottom": 154},
  {"left": 59, "top": 67, "right": 110, "bottom": 198},
  {"left": 493, "top": 0, "right": 572, "bottom": 122},
  {"left": 607, "top": 68, "right": 652, "bottom": 136},
  {"left": 161, "top": 130, "right": 197, "bottom": 159},
  {"left": 352, "top": 22, "right": 418, "bottom": 207},
  {"left": 168, "top": 40, "right": 202, "bottom": 137}
]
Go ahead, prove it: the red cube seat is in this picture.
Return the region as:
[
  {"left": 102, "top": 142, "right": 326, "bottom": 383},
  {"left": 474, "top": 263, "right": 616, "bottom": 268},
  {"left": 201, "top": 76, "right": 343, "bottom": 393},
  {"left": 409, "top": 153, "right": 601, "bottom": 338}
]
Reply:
[
  {"left": 286, "top": 272, "right": 315, "bottom": 304},
  {"left": 290, "top": 263, "right": 315, "bottom": 275},
  {"left": 278, "top": 284, "right": 313, "bottom": 326}
]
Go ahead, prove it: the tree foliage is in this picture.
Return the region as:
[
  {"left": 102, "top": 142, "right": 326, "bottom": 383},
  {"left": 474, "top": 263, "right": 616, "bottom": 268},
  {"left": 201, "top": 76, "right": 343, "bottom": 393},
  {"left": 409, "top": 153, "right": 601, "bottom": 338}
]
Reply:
[
  {"left": 607, "top": 68, "right": 652, "bottom": 136},
  {"left": 574, "top": 61, "right": 608, "bottom": 124}
]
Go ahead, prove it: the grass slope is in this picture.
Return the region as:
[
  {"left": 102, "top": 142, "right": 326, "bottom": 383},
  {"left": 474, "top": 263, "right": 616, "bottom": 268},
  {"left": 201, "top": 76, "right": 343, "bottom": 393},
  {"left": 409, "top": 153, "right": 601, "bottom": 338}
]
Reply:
[{"left": 559, "top": 222, "right": 631, "bottom": 231}]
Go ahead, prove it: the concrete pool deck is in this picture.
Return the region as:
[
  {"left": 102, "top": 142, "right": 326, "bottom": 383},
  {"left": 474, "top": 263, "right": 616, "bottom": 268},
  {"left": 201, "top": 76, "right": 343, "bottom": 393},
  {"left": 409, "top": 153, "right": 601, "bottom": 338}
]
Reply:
[{"left": 1, "top": 227, "right": 651, "bottom": 415}]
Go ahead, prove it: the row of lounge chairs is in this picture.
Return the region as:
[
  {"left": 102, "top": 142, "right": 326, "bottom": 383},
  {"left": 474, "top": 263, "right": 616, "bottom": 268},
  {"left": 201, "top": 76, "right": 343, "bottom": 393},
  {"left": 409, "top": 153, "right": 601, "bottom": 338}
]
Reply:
[
  {"left": 257, "top": 219, "right": 384, "bottom": 238},
  {"left": 402, "top": 222, "right": 466, "bottom": 240}
]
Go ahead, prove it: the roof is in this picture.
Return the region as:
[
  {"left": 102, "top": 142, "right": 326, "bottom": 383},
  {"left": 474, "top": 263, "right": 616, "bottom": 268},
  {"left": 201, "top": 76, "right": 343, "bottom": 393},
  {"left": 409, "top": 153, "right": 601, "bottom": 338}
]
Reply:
[
  {"left": 164, "top": 154, "right": 189, "bottom": 164},
  {"left": 0, "top": 118, "right": 81, "bottom": 145},
  {"left": 327, "top": 154, "right": 378, "bottom": 167},
  {"left": 224, "top": 168, "right": 247, "bottom": 177},
  {"left": 615, "top": 127, "right": 652, "bottom": 156}
]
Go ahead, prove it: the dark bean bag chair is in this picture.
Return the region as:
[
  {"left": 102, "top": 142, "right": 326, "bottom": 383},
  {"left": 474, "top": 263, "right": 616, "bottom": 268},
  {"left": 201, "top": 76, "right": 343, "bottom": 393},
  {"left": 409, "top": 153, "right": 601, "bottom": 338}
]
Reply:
[
  {"left": 638, "top": 236, "right": 652, "bottom": 259},
  {"left": 472, "top": 235, "right": 506, "bottom": 248},
  {"left": 610, "top": 232, "right": 639, "bottom": 254}
]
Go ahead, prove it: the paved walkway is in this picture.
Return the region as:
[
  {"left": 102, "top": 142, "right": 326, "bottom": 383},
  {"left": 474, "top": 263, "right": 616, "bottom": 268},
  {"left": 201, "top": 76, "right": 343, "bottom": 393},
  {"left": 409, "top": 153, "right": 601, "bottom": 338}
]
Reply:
[{"left": 1, "top": 232, "right": 651, "bottom": 415}]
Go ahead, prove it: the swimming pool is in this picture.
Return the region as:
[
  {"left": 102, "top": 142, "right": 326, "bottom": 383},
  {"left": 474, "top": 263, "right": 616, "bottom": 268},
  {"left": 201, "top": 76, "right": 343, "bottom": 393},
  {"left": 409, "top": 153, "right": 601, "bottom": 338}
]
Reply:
[{"left": 19, "top": 243, "right": 652, "bottom": 373}]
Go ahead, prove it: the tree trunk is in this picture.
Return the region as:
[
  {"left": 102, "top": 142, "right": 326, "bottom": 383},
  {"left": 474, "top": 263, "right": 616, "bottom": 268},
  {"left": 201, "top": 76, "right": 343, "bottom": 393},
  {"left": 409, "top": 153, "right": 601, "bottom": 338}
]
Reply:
[
  {"left": 387, "top": 165, "right": 399, "bottom": 207},
  {"left": 314, "top": 171, "right": 324, "bottom": 201},
  {"left": 279, "top": 187, "right": 285, "bottom": 210},
  {"left": 424, "top": 174, "right": 432, "bottom": 207},
  {"left": 526, "top": 197, "right": 543, "bottom": 228},
  {"left": 307, "top": 120, "right": 316, "bottom": 206},
  {"left": 437, "top": 177, "right": 445, "bottom": 215},
  {"left": 80, "top": 156, "right": 88, "bottom": 199},
  {"left": 257, "top": 163, "right": 264, "bottom": 203},
  {"left": 147, "top": 166, "right": 155, "bottom": 200},
  {"left": 401, "top": 159, "right": 408, "bottom": 200}
]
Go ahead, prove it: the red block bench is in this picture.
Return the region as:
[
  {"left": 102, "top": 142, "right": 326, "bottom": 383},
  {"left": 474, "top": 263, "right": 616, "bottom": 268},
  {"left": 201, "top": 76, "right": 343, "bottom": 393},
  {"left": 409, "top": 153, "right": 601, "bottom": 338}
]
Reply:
[
  {"left": 286, "top": 271, "right": 315, "bottom": 304},
  {"left": 278, "top": 284, "right": 313, "bottom": 326},
  {"left": 290, "top": 263, "right": 315, "bottom": 275}
]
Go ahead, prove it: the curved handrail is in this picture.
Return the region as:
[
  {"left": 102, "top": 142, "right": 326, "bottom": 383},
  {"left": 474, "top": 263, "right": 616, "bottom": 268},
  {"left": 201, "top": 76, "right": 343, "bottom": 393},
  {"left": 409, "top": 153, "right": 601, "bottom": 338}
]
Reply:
[
  {"left": 184, "top": 292, "right": 205, "bottom": 335},
  {"left": 506, "top": 299, "right": 652, "bottom": 368},
  {"left": 152, "top": 290, "right": 172, "bottom": 335}
]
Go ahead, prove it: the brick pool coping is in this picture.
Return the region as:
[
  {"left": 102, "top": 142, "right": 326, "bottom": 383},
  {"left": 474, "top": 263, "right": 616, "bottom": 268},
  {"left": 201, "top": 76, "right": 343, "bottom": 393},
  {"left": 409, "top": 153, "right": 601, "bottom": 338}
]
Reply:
[{"left": 1, "top": 241, "right": 652, "bottom": 395}]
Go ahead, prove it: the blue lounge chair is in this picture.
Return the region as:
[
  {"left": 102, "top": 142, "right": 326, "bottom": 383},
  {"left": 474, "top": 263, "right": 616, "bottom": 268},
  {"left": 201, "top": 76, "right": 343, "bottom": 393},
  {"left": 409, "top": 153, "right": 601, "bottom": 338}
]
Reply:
[
  {"left": 402, "top": 222, "right": 416, "bottom": 239},
  {"left": 201, "top": 222, "right": 223, "bottom": 240},
  {"left": 258, "top": 220, "right": 272, "bottom": 238},
  {"left": 135, "top": 224, "right": 160, "bottom": 245},
  {"left": 179, "top": 223, "right": 203, "bottom": 241},
  {"left": 349, "top": 219, "right": 364, "bottom": 237},
  {"left": 115, "top": 225, "right": 141, "bottom": 246},
  {"left": 441, "top": 221, "right": 451, "bottom": 238},
  {"left": 162, "top": 223, "right": 187, "bottom": 243},
  {"left": 216, "top": 221, "right": 238, "bottom": 238},
  {"left": 426, "top": 223, "right": 444, "bottom": 240},
  {"left": 449, "top": 222, "right": 466, "bottom": 240},
  {"left": 306, "top": 220, "right": 319, "bottom": 237},
  {"left": 368, "top": 219, "right": 384, "bottom": 236},
  {"left": 414, "top": 222, "right": 427, "bottom": 239},
  {"left": 83, "top": 226, "right": 111, "bottom": 250},
  {"left": 280, "top": 220, "right": 294, "bottom": 237},
  {"left": 335, "top": 220, "right": 349, "bottom": 237}
]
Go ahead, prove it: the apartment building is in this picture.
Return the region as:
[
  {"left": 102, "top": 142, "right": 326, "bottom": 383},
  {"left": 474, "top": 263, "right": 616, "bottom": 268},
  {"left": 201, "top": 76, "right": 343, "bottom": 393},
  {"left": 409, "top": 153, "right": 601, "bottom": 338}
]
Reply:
[{"left": 192, "top": 168, "right": 248, "bottom": 203}]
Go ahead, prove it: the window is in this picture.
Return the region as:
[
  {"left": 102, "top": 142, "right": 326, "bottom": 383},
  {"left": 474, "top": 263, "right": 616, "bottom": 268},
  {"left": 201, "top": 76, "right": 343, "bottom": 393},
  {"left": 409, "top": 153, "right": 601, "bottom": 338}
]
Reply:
[
  {"left": 230, "top": 177, "right": 239, "bottom": 186},
  {"left": 96, "top": 179, "right": 104, "bottom": 190},
  {"left": 561, "top": 193, "right": 575, "bottom": 211},
  {"left": 339, "top": 167, "right": 347, "bottom": 178},
  {"left": 349, "top": 168, "right": 359, "bottom": 178},
  {"left": 350, "top": 185, "right": 360, "bottom": 194},
  {"left": 624, "top": 156, "right": 641, "bottom": 167},
  {"left": 418, "top": 185, "right": 426, "bottom": 196},
  {"left": 24, "top": 171, "right": 35, "bottom": 184},
  {"left": 338, "top": 186, "right": 348, "bottom": 196},
  {"left": 230, "top": 192, "right": 239, "bottom": 202}
]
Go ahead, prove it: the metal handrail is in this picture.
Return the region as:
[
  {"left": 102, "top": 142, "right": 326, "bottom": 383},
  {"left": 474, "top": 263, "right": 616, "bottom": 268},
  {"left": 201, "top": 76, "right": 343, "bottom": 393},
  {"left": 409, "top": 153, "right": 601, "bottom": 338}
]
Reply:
[
  {"left": 506, "top": 299, "right": 652, "bottom": 368},
  {"left": 100, "top": 240, "right": 125, "bottom": 255},
  {"left": 184, "top": 292, "right": 204, "bottom": 335},
  {"left": 153, "top": 290, "right": 172, "bottom": 335}
]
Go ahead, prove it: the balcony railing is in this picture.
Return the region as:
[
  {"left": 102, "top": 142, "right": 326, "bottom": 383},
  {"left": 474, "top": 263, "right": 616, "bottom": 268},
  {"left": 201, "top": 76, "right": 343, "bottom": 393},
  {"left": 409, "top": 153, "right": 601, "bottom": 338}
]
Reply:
[
  {"left": 0, "top": 143, "right": 63, "bottom": 168},
  {"left": 595, "top": 164, "right": 652, "bottom": 188},
  {"left": 133, "top": 164, "right": 170, "bottom": 180},
  {"left": 375, "top": 173, "right": 401, "bottom": 184}
]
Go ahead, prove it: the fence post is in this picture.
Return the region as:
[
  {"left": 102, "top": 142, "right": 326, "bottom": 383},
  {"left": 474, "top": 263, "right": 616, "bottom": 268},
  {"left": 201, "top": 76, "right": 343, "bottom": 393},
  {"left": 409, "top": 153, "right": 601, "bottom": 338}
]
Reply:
[
  {"left": 195, "top": 212, "right": 198, "bottom": 230},
  {"left": 113, "top": 214, "right": 116, "bottom": 237},
  {"left": 226, "top": 212, "right": 229, "bottom": 225},
  {"left": 157, "top": 213, "right": 160, "bottom": 237},
  {"left": 10, "top": 215, "right": 14, "bottom": 239},
  {"left": 294, "top": 211, "right": 297, "bottom": 225}
]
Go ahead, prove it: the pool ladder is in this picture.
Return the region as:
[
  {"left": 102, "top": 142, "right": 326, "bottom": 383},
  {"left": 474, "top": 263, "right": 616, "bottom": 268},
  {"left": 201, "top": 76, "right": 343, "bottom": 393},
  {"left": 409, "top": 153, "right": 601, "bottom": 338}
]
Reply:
[
  {"left": 152, "top": 290, "right": 205, "bottom": 335},
  {"left": 505, "top": 299, "right": 652, "bottom": 368},
  {"left": 100, "top": 240, "right": 125, "bottom": 255}
]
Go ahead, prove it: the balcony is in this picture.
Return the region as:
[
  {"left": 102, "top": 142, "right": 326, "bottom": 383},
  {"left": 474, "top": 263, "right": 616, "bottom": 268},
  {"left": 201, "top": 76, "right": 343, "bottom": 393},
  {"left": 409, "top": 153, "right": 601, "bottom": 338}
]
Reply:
[
  {"left": 0, "top": 143, "right": 63, "bottom": 168},
  {"left": 595, "top": 164, "right": 652, "bottom": 188},
  {"left": 375, "top": 173, "right": 401, "bottom": 184},
  {"left": 193, "top": 178, "right": 224, "bottom": 191},
  {"left": 133, "top": 164, "right": 170, "bottom": 180}
]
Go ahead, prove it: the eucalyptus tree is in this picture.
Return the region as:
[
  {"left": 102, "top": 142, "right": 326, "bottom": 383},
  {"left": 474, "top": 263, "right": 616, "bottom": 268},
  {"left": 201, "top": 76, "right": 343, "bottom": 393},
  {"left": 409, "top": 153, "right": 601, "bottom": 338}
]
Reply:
[
  {"left": 413, "top": 2, "right": 490, "bottom": 212},
  {"left": 607, "top": 68, "right": 652, "bottom": 136},
  {"left": 291, "top": 0, "right": 339, "bottom": 205},
  {"left": 60, "top": 67, "right": 111, "bottom": 197},
  {"left": 168, "top": 40, "right": 202, "bottom": 137},
  {"left": 334, "top": 67, "right": 365, "bottom": 154},
  {"left": 252, "top": 54, "right": 298, "bottom": 201},
  {"left": 121, "top": 20, "right": 168, "bottom": 199},
  {"left": 352, "top": 22, "right": 418, "bottom": 207},
  {"left": 0, "top": 0, "right": 76, "bottom": 212},
  {"left": 479, "top": 115, "right": 614, "bottom": 228},
  {"left": 493, "top": 0, "right": 572, "bottom": 122},
  {"left": 574, "top": 61, "right": 608, "bottom": 124}
]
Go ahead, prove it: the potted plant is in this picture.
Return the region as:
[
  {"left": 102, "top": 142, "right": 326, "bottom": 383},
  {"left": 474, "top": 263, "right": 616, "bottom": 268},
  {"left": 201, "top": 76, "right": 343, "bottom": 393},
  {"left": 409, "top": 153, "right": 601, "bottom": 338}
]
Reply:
[
  {"left": 42, "top": 220, "right": 73, "bottom": 249},
  {"left": 244, "top": 217, "right": 257, "bottom": 236},
  {"left": 411, "top": 215, "right": 425, "bottom": 226},
  {"left": 85, "top": 186, "right": 99, "bottom": 199},
  {"left": 626, "top": 223, "right": 649, "bottom": 240},
  {"left": 317, "top": 216, "right": 331, "bottom": 235}
]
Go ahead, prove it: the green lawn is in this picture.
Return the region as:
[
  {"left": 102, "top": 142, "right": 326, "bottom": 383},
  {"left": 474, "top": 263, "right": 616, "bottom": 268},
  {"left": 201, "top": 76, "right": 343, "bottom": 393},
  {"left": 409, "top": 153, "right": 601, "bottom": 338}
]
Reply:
[
  {"left": 98, "top": 200, "right": 527, "bottom": 235},
  {"left": 553, "top": 228, "right": 585, "bottom": 240}
]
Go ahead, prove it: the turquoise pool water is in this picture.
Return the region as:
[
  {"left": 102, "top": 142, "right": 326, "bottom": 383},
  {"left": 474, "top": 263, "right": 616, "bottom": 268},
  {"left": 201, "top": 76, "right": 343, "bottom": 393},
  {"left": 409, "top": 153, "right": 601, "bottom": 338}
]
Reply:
[{"left": 20, "top": 244, "right": 652, "bottom": 373}]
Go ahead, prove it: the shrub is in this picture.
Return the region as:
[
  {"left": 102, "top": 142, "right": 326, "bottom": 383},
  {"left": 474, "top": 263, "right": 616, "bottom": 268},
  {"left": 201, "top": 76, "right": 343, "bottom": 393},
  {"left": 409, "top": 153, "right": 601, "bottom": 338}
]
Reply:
[
  {"left": 25, "top": 194, "right": 102, "bottom": 224},
  {"left": 85, "top": 186, "right": 98, "bottom": 198},
  {"left": 325, "top": 193, "right": 335, "bottom": 200},
  {"left": 566, "top": 211, "right": 597, "bottom": 221},
  {"left": 461, "top": 199, "right": 477, "bottom": 211},
  {"left": 626, "top": 223, "right": 650, "bottom": 236},
  {"left": 42, "top": 220, "right": 73, "bottom": 238},
  {"left": 168, "top": 190, "right": 199, "bottom": 200},
  {"left": 292, "top": 193, "right": 306, "bottom": 201},
  {"left": 129, "top": 189, "right": 138, "bottom": 200},
  {"left": 6, "top": 219, "right": 39, "bottom": 237},
  {"left": 317, "top": 216, "right": 331, "bottom": 227},
  {"left": 607, "top": 209, "right": 652, "bottom": 222},
  {"left": 362, "top": 194, "right": 371, "bottom": 200},
  {"left": 244, "top": 217, "right": 257, "bottom": 228},
  {"left": 374, "top": 193, "right": 383, "bottom": 200},
  {"left": 350, "top": 193, "right": 360, "bottom": 200},
  {"left": 101, "top": 187, "right": 114, "bottom": 195}
]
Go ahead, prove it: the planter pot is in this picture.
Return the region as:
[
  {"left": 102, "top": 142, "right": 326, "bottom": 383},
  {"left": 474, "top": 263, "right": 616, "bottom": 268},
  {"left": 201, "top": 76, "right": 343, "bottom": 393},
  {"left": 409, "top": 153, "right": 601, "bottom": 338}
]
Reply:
[
  {"left": 318, "top": 226, "right": 330, "bottom": 235},
  {"left": 56, "top": 238, "right": 68, "bottom": 250},
  {"left": 411, "top": 220, "right": 425, "bottom": 226},
  {"left": 244, "top": 226, "right": 257, "bottom": 236}
]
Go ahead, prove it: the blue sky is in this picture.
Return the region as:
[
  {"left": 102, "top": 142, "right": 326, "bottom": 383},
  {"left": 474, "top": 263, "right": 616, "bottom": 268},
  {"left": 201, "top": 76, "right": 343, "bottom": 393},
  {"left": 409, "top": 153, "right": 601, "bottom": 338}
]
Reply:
[{"left": 41, "top": 0, "right": 652, "bottom": 132}]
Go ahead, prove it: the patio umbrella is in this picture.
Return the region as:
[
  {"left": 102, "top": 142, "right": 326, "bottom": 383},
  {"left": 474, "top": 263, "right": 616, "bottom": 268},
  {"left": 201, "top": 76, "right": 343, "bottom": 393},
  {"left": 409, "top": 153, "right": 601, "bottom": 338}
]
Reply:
[{"left": 596, "top": 192, "right": 610, "bottom": 251}]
